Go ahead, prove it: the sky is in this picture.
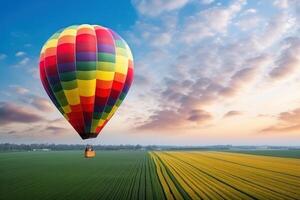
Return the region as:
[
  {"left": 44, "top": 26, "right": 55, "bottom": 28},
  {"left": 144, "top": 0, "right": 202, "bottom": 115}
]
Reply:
[{"left": 1, "top": 0, "right": 300, "bottom": 146}]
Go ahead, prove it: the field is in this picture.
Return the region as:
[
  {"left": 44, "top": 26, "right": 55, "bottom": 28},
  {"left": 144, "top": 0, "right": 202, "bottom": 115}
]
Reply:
[
  {"left": 151, "top": 151, "right": 300, "bottom": 200},
  {"left": 1, "top": 151, "right": 299, "bottom": 200},
  {"left": 227, "top": 149, "right": 300, "bottom": 159},
  {"left": 0, "top": 151, "right": 164, "bottom": 200}
]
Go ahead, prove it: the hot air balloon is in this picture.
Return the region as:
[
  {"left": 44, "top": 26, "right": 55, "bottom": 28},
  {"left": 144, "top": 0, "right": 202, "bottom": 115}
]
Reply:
[{"left": 39, "top": 24, "right": 134, "bottom": 157}]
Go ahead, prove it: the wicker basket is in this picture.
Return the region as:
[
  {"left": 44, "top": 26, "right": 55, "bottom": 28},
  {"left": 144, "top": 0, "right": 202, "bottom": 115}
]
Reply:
[{"left": 84, "top": 149, "right": 96, "bottom": 158}]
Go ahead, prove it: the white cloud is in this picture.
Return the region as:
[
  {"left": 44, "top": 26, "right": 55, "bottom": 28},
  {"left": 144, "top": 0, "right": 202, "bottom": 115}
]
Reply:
[
  {"left": 200, "top": 0, "right": 215, "bottom": 5},
  {"left": 19, "top": 57, "right": 30, "bottom": 65},
  {"left": 151, "top": 32, "right": 172, "bottom": 47},
  {"left": 243, "top": 8, "right": 256, "bottom": 14},
  {"left": 273, "top": 0, "right": 288, "bottom": 9},
  {"left": 27, "top": 67, "right": 39, "bottom": 79},
  {"left": 179, "top": 0, "right": 246, "bottom": 44},
  {"left": 258, "top": 13, "right": 296, "bottom": 48},
  {"left": 269, "top": 37, "right": 300, "bottom": 80},
  {"left": 132, "top": 0, "right": 190, "bottom": 16},
  {"left": 15, "top": 51, "right": 26, "bottom": 57},
  {"left": 13, "top": 57, "right": 32, "bottom": 68},
  {"left": 127, "top": 0, "right": 300, "bottom": 134},
  {"left": 273, "top": 0, "right": 299, "bottom": 9},
  {"left": 10, "top": 85, "right": 29, "bottom": 95},
  {"left": 235, "top": 15, "right": 261, "bottom": 31}
]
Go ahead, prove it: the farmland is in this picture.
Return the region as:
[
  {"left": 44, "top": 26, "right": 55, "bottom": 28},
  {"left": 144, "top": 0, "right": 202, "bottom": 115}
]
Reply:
[
  {"left": 0, "top": 151, "right": 164, "bottom": 200},
  {"left": 151, "top": 151, "right": 300, "bottom": 200},
  {"left": 227, "top": 149, "right": 300, "bottom": 159},
  {"left": 1, "top": 151, "right": 300, "bottom": 200}
]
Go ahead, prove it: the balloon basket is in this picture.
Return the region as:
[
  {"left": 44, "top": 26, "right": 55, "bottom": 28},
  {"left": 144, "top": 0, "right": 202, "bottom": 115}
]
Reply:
[{"left": 84, "top": 145, "right": 96, "bottom": 158}]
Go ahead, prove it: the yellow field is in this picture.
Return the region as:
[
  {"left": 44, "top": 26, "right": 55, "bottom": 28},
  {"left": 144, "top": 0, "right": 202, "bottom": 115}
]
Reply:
[{"left": 150, "top": 151, "right": 300, "bottom": 200}]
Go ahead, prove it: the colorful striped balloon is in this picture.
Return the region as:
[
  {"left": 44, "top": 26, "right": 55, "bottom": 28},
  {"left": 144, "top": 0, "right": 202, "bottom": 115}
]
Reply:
[{"left": 39, "top": 24, "right": 134, "bottom": 139}]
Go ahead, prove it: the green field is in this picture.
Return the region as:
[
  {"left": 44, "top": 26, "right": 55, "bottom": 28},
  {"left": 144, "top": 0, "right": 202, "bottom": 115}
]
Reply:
[
  {"left": 227, "top": 149, "right": 300, "bottom": 159},
  {"left": 0, "top": 151, "right": 165, "bottom": 200},
  {"left": 1, "top": 150, "right": 299, "bottom": 200}
]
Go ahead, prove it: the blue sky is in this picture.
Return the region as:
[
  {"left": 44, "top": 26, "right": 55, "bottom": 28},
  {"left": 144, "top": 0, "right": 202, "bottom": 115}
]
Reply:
[
  {"left": 0, "top": 0, "right": 136, "bottom": 93},
  {"left": 1, "top": 0, "right": 300, "bottom": 145}
]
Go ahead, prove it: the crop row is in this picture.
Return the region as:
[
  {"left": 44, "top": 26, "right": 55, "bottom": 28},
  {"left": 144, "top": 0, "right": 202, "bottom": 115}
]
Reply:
[
  {"left": 150, "top": 151, "right": 300, "bottom": 200},
  {"left": 0, "top": 151, "right": 165, "bottom": 200},
  {"left": 96, "top": 152, "right": 166, "bottom": 200}
]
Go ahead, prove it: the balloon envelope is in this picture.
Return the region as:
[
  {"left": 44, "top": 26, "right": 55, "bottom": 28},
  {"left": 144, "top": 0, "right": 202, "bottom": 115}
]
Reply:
[{"left": 39, "top": 24, "right": 134, "bottom": 139}]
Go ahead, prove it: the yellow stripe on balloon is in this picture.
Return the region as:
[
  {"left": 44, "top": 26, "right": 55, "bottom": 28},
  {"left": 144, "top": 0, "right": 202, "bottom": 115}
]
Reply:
[
  {"left": 59, "top": 28, "right": 77, "bottom": 37},
  {"left": 96, "top": 71, "right": 114, "bottom": 81},
  {"left": 115, "top": 56, "right": 128, "bottom": 74},
  {"left": 64, "top": 88, "right": 80, "bottom": 105},
  {"left": 44, "top": 39, "right": 59, "bottom": 49},
  {"left": 78, "top": 24, "right": 93, "bottom": 29},
  {"left": 77, "top": 80, "right": 96, "bottom": 96}
]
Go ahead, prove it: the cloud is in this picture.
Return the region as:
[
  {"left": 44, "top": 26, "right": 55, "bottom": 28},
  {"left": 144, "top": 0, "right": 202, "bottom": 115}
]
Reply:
[
  {"left": 8, "top": 85, "right": 54, "bottom": 112},
  {"left": 224, "top": 110, "right": 242, "bottom": 118},
  {"left": 7, "top": 130, "right": 17, "bottom": 134},
  {"left": 24, "top": 43, "right": 32, "bottom": 47},
  {"left": 137, "top": 110, "right": 182, "bottom": 130},
  {"left": 261, "top": 108, "right": 300, "bottom": 133},
  {"left": 273, "top": 0, "right": 300, "bottom": 9},
  {"left": 15, "top": 51, "right": 26, "bottom": 57},
  {"left": 45, "top": 125, "right": 67, "bottom": 134},
  {"left": 262, "top": 124, "right": 300, "bottom": 133},
  {"left": 220, "top": 54, "right": 271, "bottom": 97},
  {"left": 0, "top": 102, "right": 44, "bottom": 125},
  {"left": 132, "top": 0, "right": 190, "bottom": 17},
  {"left": 31, "top": 97, "right": 54, "bottom": 112},
  {"left": 129, "top": 0, "right": 298, "bottom": 135},
  {"left": 42, "top": 118, "right": 72, "bottom": 135},
  {"left": 179, "top": 0, "right": 246, "bottom": 44},
  {"left": 137, "top": 108, "right": 212, "bottom": 130},
  {"left": 200, "top": 0, "right": 215, "bottom": 5},
  {"left": 269, "top": 57, "right": 299, "bottom": 79},
  {"left": 12, "top": 57, "right": 31, "bottom": 68},
  {"left": 187, "top": 109, "right": 212, "bottom": 122},
  {"left": 19, "top": 57, "right": 30, "bottom": 65},
  {"left": 278, "top": 108, "right": 300, "bottom": 123},
  {"left": 152, "top": 32, "right": 172, "bottom": 47},
  {"left": 243, "top": 8, "right": 256, "bottom": 15},
  {"left": 134, "top": 74, "right": 150, "bottom": 85},
  {"left": 0, "top": 54, "right": 7, "bottom": 60},
  {"left": 10, "top": 85, "right": 29, "bottom": 95},
  {"left": 136, "top": 53, "right": 270, "bottom": 130},
  {"left": 136, "top": 76, "right": 215, "bottom": 130},
  {"left": 269, "top": 37, "right": 300, "bottom": 80},
  {"left": 27, "top": 67, "right": 39, "bottom": 79},
  {"left": 273, "top": 0, "right": 289, "bottom": 9},
  {"left": 257, "top": 12, "right": 295, "bottom": 49},
  {"left": 235, "top": 12, "right": 261, "bottom": 31}
]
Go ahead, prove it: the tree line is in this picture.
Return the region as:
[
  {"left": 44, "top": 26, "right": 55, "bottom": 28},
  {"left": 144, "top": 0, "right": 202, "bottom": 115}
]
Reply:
[{"left": 0, "top": 143, "right": 158, "bottom": 152}]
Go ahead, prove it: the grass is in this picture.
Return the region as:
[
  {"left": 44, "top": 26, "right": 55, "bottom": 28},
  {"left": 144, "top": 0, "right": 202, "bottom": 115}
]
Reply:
[
  {"left": 0, "top": 151, "right": 165, "bottom": 200},
  {"left": 151, "top": 151, "right": 300, "bottom": 200},
  {"left": 226, "top": 149, "right": 300, "bottom": 159},
  {"left": 1, "top": 150, "right": 300, "bottom": 199}
]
